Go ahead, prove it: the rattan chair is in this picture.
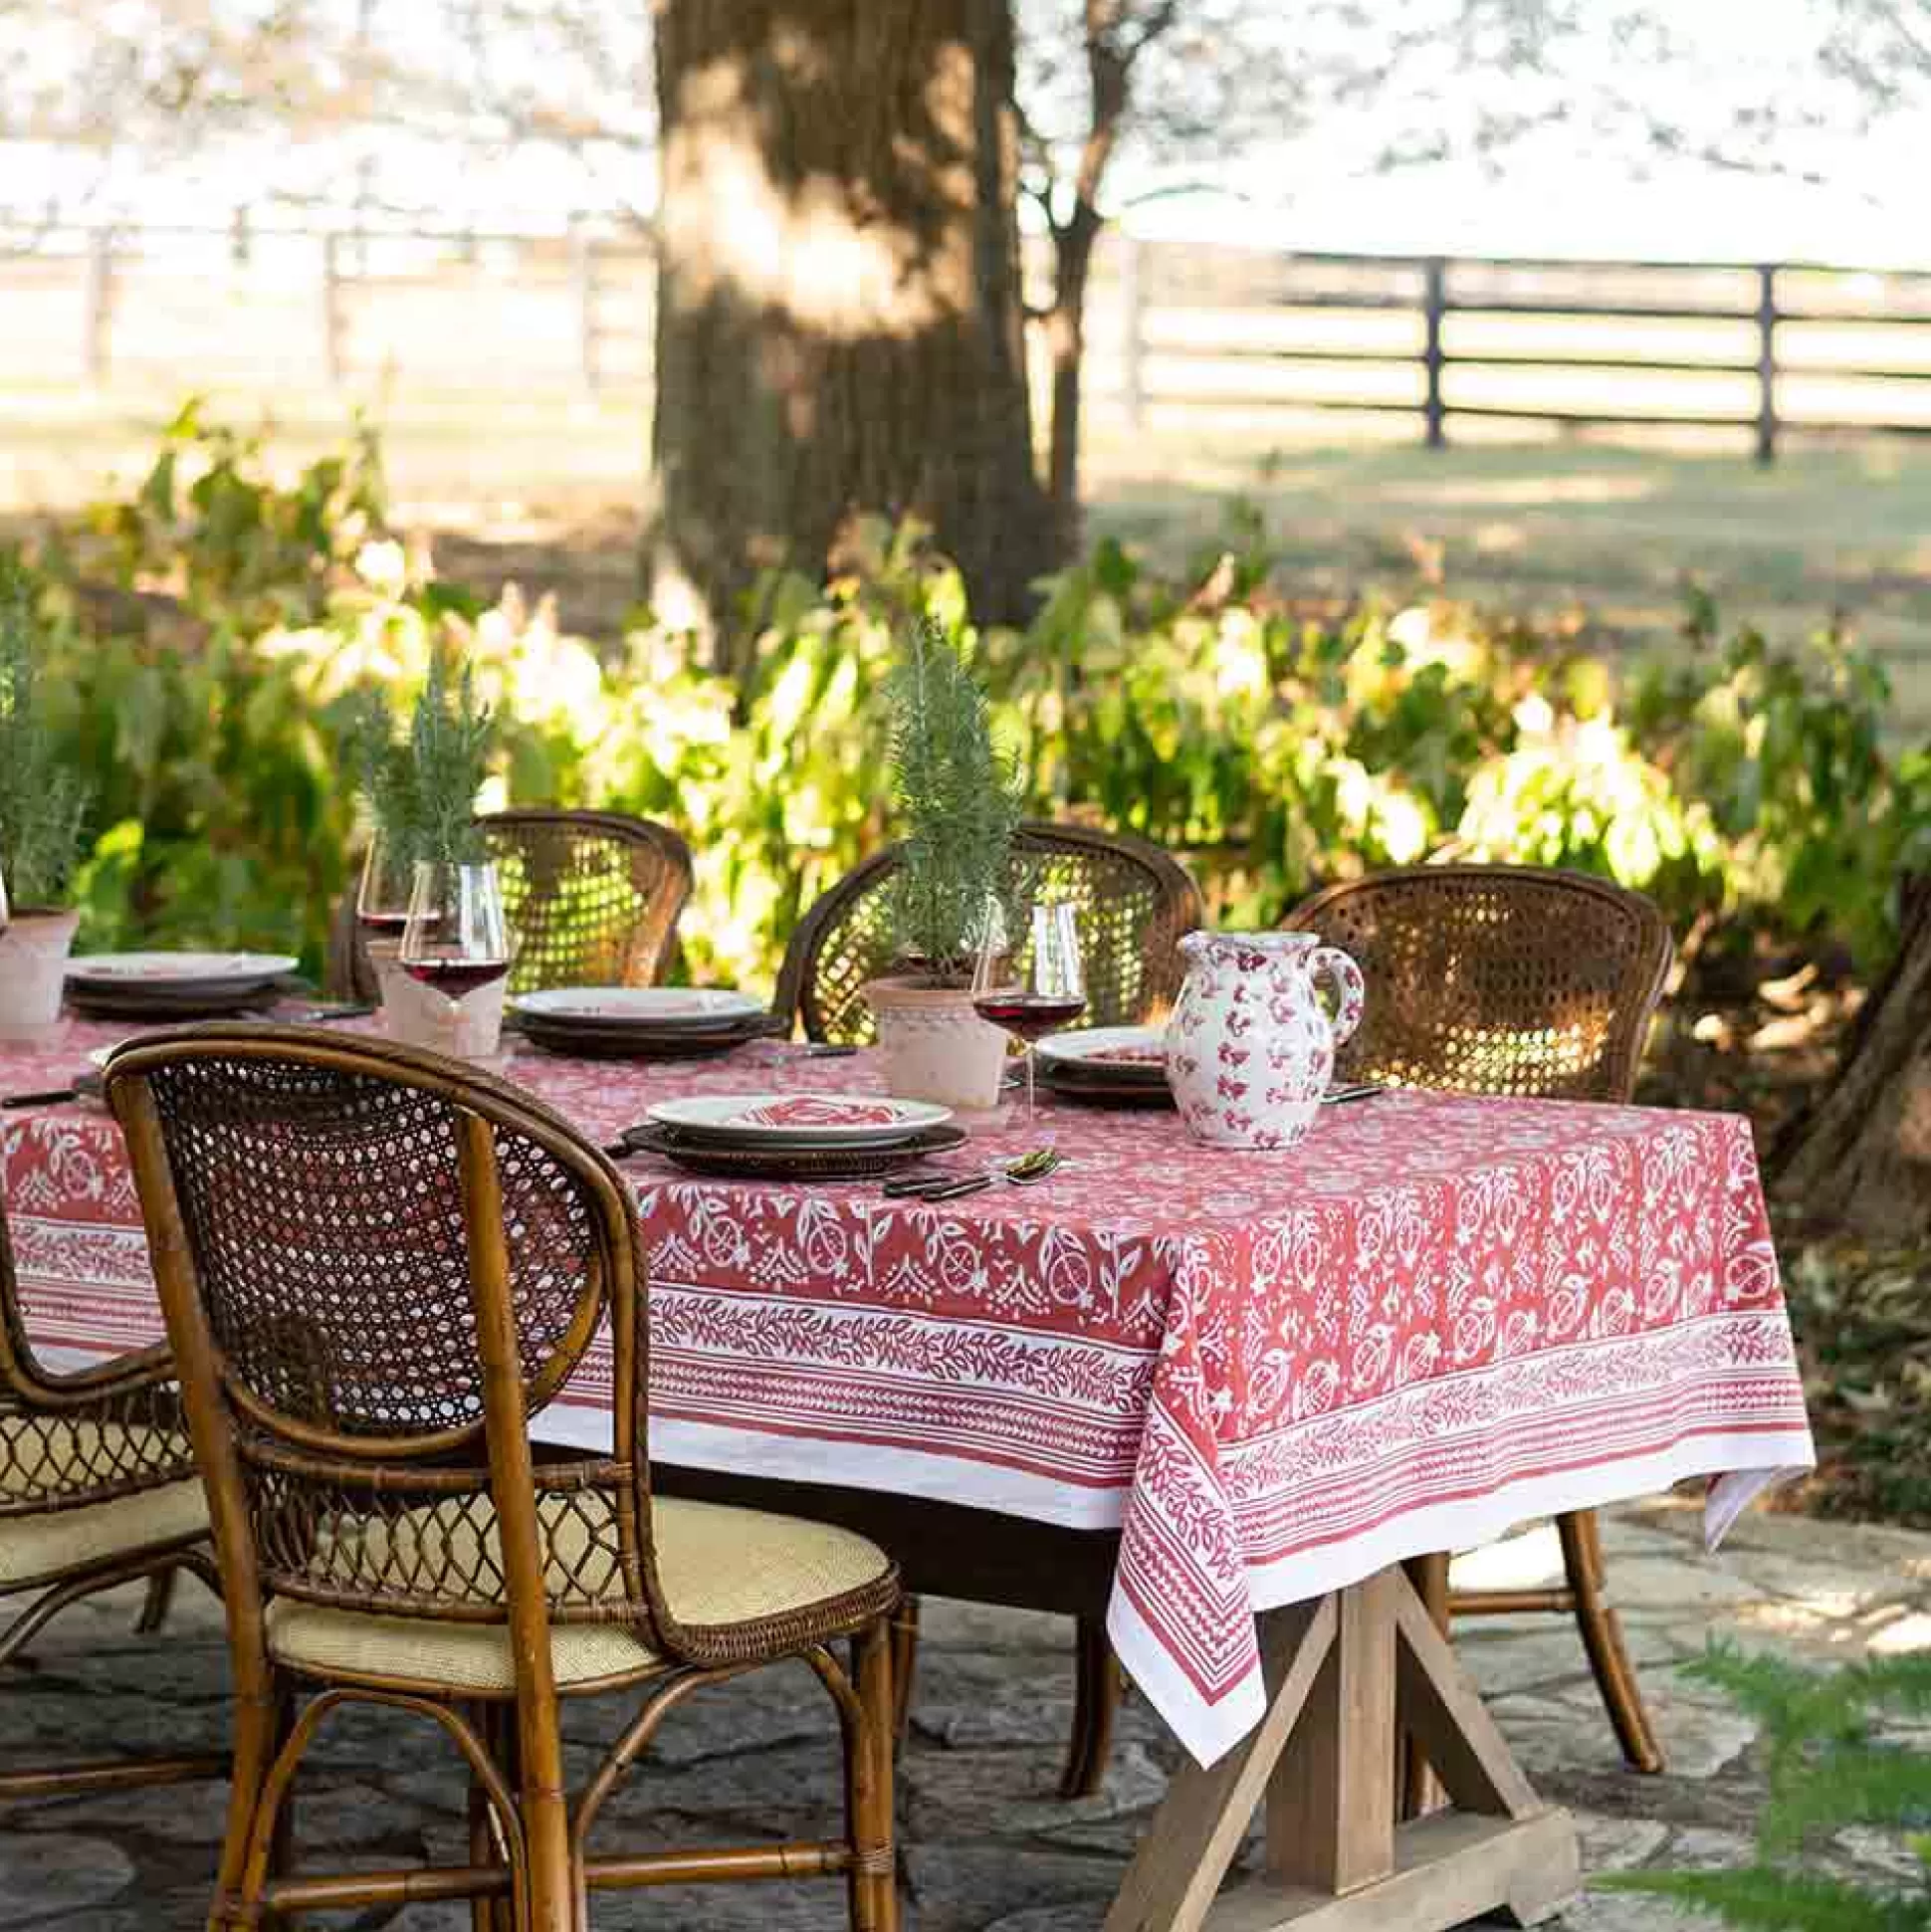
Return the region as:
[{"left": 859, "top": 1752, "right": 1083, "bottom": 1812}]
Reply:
[
  {"left": 0, "top": 1188, "right": 223, "bottom": 1800},
  {"left": 1285, "top": 862, "right": 1675, "bottom": 1780},
  {"left": 773, "top": 822, "right": 1203, "bottom": 1045},
  {"left": 327, "top": 808, "right": 694, "bottom": 1002},
  {"left": 775, "top": 823, "right": 1200, "bottom": 1801},
  {"left": 107, "top": 1025, "right": 901, "bottom": 1932}
]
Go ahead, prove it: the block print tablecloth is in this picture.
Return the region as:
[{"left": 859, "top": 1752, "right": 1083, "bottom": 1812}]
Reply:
[{"left": 1, "top": 1021, "right": 1814, "bottom": 1764}]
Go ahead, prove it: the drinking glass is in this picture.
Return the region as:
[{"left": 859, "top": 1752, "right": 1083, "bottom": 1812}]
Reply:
[
  {"left": 398, "top": 861, "right": 512, "bottom": 1006},
  {"left": 0, "top": 863, "right": 9, "bottom": 941},
  {"left": 971, "top": 901, "right": 1086, "bottom": 1125},
  {"left": 356, "top": 831, "right": 415, "bottom": 943}
]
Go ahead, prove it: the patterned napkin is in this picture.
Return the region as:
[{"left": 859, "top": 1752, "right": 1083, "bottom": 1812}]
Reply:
[{"left": 731, "top": 1096, "right": 908, "bottom": 1130}]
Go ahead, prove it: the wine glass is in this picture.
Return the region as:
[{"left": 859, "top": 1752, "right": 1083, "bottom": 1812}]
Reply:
[
  {"left": 398, "top": 860, "right": 512, "bottom": 1007},
  {"left": 356, "top": 831, "right": 415, "bottom": 944},
  {"left": 972, "top": 901, "right": 1086, "bottom": 1125},
  {"left": 0, "top": 862, "right": 9, "bottom": 942}
]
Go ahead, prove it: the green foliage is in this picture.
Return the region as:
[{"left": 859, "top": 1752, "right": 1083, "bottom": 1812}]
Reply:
[
  {"left": 354, "top": 649, "right": 495, "bottom": 868},
  {"left": 882, "top": 616, "right": 1022, "bottom": 979},
  {"left": 1604, "top": 1643, "right": 1931, "bottom": 1931},
  {"left": 0, "top": 559, "right": 91, "bottom": 907},
  {"left": 16, "top": 411, "right": 1931, "bottom": 998},
  {"left": 88, "top": 396, "right": 390, "bottom": 631}
]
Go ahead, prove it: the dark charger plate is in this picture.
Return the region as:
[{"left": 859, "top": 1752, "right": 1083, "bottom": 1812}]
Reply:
[
  {"left": 66, "top": 983, "right": 285, "bottom": 1021},
  {"left": 1038, "top": 1061, "right": 1176, "bottom": 1109},
  {"left": 519, "top": 1012, "right": 789, "bottom": 1060},
  {"left": 617, "top": 1121, "right": 967, "bottom": 1181}
]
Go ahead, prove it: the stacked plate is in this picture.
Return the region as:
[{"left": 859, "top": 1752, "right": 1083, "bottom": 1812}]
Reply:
[
  {"left": 511, "top": 988, "right": 786, "bottom": 1060},
  {"left": 621, "top": 1093, "right": 966, "bottom": 1180},
  {"left": 1035, "top": 1026, "right": 1176, "bottom": 1108},
  {"left": 64, "top": 953, "right": 298, "bottom": 1021}
]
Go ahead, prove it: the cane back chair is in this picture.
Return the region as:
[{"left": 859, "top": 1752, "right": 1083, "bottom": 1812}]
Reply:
[
  {"left": 774, "top": 822, "right": 1203, "bottom": 1046},
  {"left": 0, "top": 1184, "right": 222, "bottom": 1799},
  {"left": 777, "top": 825, "right": 1200, "bottom": 1801},
  {"left": 327, "top": 808, "right": 694, "bottom": 1003},
  {"left": 107, "top": 1025, "right": 901, "bottom": 1932},
  {"left": 1286, "top": 862, "right": 1676, "bottom": 1779}
]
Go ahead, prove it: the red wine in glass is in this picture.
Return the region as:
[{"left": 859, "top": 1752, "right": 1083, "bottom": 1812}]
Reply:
[
  {"left": 400, "top": 957, "right": 510, "bottom": 999},
  {"left": 971, "top": 902, "right": 1085, "bottom": 1124},
  {"left": 359, "top": 911, "right": 410, "bottom": 938},
  {"left": 970, "top": 992, "right": 1087, "bottom": 1041}
]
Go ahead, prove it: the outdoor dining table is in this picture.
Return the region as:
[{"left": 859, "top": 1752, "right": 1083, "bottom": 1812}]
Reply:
[{"left": 1, "top": 1017, "right": 1816, "bottom": 1932}]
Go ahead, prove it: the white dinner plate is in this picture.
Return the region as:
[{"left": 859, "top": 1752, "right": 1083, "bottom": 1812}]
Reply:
[
  {"left": 510, "top": 987, "right": 765, "bottom": 1028},
  {"left": 1035, "top": 1025, "right": 1169, "bottom": 1073},
  {"left": 66, "top": 952, "right": 298, "bottom": 993},
  {"left": 645, "top": 1092, "right": 952, "bottom": 1147}
]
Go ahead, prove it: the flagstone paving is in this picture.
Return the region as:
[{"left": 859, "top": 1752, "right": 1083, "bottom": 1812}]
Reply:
[{"left": 2, "top": 1495, "right": 1924, "bottom": 1929}]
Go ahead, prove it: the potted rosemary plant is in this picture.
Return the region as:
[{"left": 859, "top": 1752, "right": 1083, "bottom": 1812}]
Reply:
[
  {"left": 353, "top": 650, "right": 505, "bottom": 1058},
  {"left": 862, "top": 618, "right": 1022, "bottom": 1108},
  {"left": 0, "top": 567, "right": 90, "bottom": 1029}
]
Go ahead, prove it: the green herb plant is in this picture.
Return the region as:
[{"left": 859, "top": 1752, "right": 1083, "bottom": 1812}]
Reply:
[
  {"left": 1604, "top": 1641, "right": 1931, "bottom": 1931},
  {"left": 355, "top": 646, "right": 494, "bottom": 868},
  {"left": 0, "top": 561, "right": 90, "bottom": 910},
  {"left": 882, "top": 616, "right": 1022, "bottom": 982}
]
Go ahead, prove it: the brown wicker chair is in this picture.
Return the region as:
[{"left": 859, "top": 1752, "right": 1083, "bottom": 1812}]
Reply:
[
  {"left": 327, "top": 808, "right": 694, "bottom": 1002},
  {"left": 773, "top": 822, "right": 1203, "bottom": 1045},
  {"left": 0, "top": 1188, "right": 223, "bottom": 1800},
  {"left": 1285, "top": 862, "right": 1675, "bottom": 1781},
  {"left": 777, "top": 825, "right": 1202, "bottom": 1801},
  {"left": 107, "top": 1025, "right": 901, "bottom": 1932}
]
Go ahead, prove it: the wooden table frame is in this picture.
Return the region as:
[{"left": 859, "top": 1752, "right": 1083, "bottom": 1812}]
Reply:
[{"left": 654, "top": 1468, "right": 1581, "bottom": 1932}]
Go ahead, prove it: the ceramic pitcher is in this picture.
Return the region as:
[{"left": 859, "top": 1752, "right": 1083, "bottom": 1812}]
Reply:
[{"left": 1165, "top": 932, "right": 1367, "bottom": 1149}]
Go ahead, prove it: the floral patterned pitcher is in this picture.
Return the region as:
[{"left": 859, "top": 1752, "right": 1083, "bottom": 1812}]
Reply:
[{"left": 1165, "top": 932, "right": 1367, "bottom": 1149}]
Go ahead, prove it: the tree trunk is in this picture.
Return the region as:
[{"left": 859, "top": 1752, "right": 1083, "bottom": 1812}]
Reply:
[
  {"left": 1776, "top": 877, "right": 1931, "bottom": 1243},
  {"left": 1044, "top": 207, "right": 1102, "bottom": 560},
  {"left": 647, "top": 0, "right": 1055, "bottom": 656}
]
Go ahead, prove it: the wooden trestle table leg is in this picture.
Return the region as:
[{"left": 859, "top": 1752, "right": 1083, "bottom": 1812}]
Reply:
[{"left": 1103, "top": 1565, "right": 1581, "bottom": 1932}]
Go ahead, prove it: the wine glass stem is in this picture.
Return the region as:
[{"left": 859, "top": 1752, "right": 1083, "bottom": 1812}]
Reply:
[{"left": 1024, "top": 1043, "right": 1037, "bottom": 1125}]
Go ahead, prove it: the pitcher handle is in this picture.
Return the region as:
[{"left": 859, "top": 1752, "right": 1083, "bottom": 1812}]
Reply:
[{"left": 1309, "top": 946, "right": 1366, "bottom": 1045}]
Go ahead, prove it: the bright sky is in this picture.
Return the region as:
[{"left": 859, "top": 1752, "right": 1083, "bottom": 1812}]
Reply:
[{"left": 2, "top": 0, "right": 1926, "bottom": 268}]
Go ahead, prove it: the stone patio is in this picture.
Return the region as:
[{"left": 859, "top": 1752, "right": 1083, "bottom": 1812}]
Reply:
[{"left": 3, "top": 1496, "right": 1925, "bottom": 1930}]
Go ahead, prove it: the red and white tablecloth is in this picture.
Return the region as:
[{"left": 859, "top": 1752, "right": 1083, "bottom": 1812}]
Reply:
[{"left": 1, "top": 1019, "right": 1815, "bottom": 1766}]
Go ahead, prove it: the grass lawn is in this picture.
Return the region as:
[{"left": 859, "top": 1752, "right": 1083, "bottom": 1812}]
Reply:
[{"left": 5, "top": 385, "right": 1928, "bottom": 732}]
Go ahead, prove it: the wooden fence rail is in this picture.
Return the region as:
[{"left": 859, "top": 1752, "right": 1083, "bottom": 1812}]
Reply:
[
  {"left": 1106, "top": 243, "right": 1931, "bottom": 461},
  {"left": 7, "top": 215, "right": 1931, "bottom": 460}
]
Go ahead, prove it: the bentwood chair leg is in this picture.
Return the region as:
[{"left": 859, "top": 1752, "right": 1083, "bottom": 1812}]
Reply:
[
  {"left": 1058, "top": 1617, "right": 1120, "bottom": 1800},
  {"left": 1399, "top": 1551, "right": 1452, "bottom": 1819},
  {"left": 471, "top": 1702, "right": 514, "bottom": 1932},
  {"left": 888, "top": 1596, "right": 920, "bottom": 1745},
  {"left": 850, "top": 1619, "right": 900, "bottom": 1932},
  {"left": 134, "top": 1565, "right": 179, "bottom": 1635},
  {"left": 1557, "top": 1509, "right": 1664, "bottom": 1774},
  {"left": 209, "top": 1685, "right": 283, "bottom": 1932}
]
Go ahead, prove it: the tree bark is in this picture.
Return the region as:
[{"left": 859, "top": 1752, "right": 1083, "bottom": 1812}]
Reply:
[
  {"left": 1777, "top": 877, "right": 1931, "bottom": 1243},
  {"left": 1043, "top": 207, "right": 1102, "bottom": 561},
  {"left": 647, "top": 0, "right": 1055, "bottom": 655}
]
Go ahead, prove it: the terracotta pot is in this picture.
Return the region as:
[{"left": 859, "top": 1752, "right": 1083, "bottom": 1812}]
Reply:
[
  {"left": 1165, "top": 931, "right": 1366, "bottom": 1149},
  {"left": 0, "top": 908, "right": 81, "bottom": 1034},
  {"left": 863, "top": 975, "right": 1009, "bottom": 1110},
  {"left": 369, "top": 939, "right": 507, "bottom": 1062}
]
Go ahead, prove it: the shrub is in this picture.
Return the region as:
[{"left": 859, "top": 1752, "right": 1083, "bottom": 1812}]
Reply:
[
  {"left": 19, "top": 412, "right": 1931, "bottom": 998},
  {"left": 1604, "top": 1642, "right": 1931, "bottom": 1930}
]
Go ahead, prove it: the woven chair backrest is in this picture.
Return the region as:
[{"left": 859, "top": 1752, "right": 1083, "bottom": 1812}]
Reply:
[
  {"left": 1282, "top": 864, "right": 1674, "bottom": 1103},
  {"left": 777, "top": 822, "right": 1203, "bottom": 1045}
]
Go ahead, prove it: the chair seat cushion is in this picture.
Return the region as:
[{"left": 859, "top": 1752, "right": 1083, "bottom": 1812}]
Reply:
[
  {"left": 265, "top": 1495, "right": 896, "bottom": 1693},
  {"left": 0, "top": 1474, "right": 207, "bottom": 1590}
]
